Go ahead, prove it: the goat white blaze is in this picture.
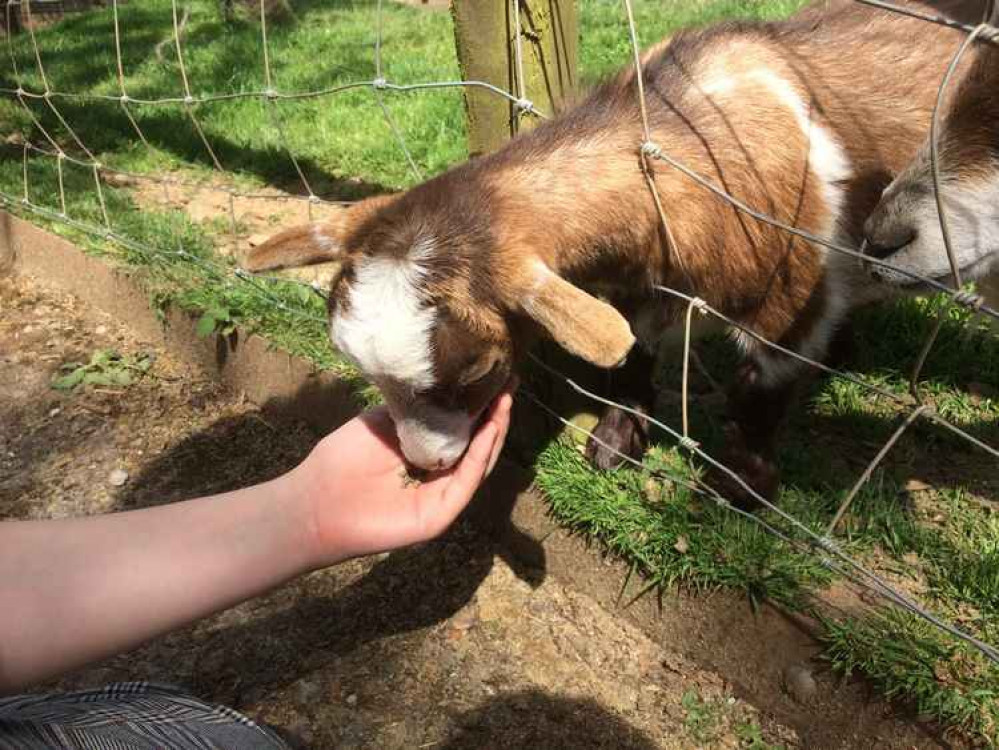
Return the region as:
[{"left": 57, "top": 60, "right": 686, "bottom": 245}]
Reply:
[
  {"left": 331, "top": 239, "right": 475, "bottom": 470},
  {"left": 703, "top": 68, "right": 853, "bottom": 386}
]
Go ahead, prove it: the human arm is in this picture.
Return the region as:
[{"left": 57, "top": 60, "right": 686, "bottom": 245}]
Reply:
[{"left": 0, "top": 392, "right": 513, "bottom": 694}]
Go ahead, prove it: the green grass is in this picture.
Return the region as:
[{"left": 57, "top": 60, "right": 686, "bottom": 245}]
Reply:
[
  {"left": 2, "top": 0, "right": 999, "bottom": 743},
  {"left": 1, "top": 0, "right": 467, "bottom": 190},
  {"left": 534, "top": 301, "right": 999, "bottom": 741}
]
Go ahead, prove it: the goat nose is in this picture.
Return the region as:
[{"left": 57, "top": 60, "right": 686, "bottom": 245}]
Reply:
[{"left": 863, "top": 227, "right": 917, "bottom": 260}]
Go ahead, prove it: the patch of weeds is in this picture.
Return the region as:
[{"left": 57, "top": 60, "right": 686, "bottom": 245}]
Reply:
[
  {"left": 681, "top": 690, "right": 723, "bottom": 742},
  {"left": 52, "top": 349, "right": 152, "bottom": 391}
]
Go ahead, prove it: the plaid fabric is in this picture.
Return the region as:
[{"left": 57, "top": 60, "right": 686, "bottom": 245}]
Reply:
[{"left": 0, "top": 682, "right": 292, "bottom": 750}]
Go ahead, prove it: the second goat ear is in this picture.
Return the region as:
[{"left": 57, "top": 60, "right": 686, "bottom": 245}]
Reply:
[
  {"left": 520, "top": 262, "right": 636, "bottom": 368},
  {"left": 243, "top": 192, "right": 398, "bottom": 272}
]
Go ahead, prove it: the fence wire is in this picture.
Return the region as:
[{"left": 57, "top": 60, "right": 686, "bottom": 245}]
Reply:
[{"left": 1, "top": 0, "right": 998, "bottom": 670}]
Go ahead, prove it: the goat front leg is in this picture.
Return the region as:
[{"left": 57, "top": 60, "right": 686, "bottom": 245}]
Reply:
[
  {"left": 710, "top": 359, "right": 802, "bottom": 509},
  {"left": 585, "top": 346, "right": 656, "bottom": 470}
]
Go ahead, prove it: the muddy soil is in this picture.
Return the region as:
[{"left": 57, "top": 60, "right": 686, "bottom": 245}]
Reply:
[{"left": 1, "top": 272, "right": 960, "bottom": 749}]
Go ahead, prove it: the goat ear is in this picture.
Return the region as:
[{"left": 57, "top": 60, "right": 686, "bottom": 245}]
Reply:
[
  {"left": 243, "top": 193, "right": 397, "bottom": 272},
  {"left": 521, "top": 263, "right": 635, "bottom": 368},
  {"left": 243, "top": 223, "right": 342, "bottom": 271}
]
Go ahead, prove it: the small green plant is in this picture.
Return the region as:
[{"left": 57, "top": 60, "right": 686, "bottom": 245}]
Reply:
[
  {"left": 681, "top": 689, "right": 722, "bottom": 742},
  {"left": 52, "top": 349, "right": 152, "bottom": 390},
  {"left": 195, "top": 303, "right": 238, "bottom": 338}
]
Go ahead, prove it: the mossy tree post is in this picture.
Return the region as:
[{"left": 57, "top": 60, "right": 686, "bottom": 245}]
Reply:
[
  {"left": 452, "top": 2, "right": 588, "bottom": 434},
  {"left": 451, "top": 0, "right": 578, "bottom": 157}
]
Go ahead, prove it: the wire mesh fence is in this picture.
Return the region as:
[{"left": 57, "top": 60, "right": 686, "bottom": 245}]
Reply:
[{"left": 2, "top": 0, "right": 998, "bottom": 703}]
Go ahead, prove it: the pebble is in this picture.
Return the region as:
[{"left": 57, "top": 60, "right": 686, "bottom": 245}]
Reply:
[
  {"left": 345, "top": 693, "right": 358, "bottom": 707},
  {"left": 108, "top": 468, "right": 129, "bottom": 487},
  {"left": 673, "top": 535, "right": 690, "bottom": 554},
  {"left": 782, "top": 663, "right": 818, "bottom": 704},
  {"left": 95, "top": 325, "right": 107, "bottom": 335},
  {"left": 48, "top": 407, "right": 61, "bottom": 418}
]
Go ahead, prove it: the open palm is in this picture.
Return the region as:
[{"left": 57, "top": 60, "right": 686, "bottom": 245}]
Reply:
[{"left": 297, "top": 392, "right": 513, "bottom": 567}]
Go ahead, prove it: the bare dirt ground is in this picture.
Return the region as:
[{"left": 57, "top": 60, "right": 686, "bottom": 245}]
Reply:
[{"left": 1, "top": 273, "right": 802, "bottom": 749}]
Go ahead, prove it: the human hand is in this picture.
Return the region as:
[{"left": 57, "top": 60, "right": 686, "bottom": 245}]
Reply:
[{"left": 292, "top": 389, "right": 515, "bottom": 568}]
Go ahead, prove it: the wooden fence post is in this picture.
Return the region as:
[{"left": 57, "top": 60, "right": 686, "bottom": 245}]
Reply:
[{"left": 450, "top": 0, "right": 577, "bottom": 157}]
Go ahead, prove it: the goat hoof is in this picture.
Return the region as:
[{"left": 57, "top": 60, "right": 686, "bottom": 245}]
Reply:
[
  {"left": 585, "top": 407, "right": 648, "bottom": 470},
  {"left": 708, "top": 450, "right": 780, "bottom": 511}
]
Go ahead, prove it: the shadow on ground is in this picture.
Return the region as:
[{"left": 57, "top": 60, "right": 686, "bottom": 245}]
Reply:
[{"left": 436, "top": 690, "right": 661, "bottom": 750}]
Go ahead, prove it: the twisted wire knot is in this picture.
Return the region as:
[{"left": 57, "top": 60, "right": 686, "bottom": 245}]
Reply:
[
  {"left": 975, "top": 23, "right": 999, "bottom": 43},
  {"left": 678, "top": 435, "right": 699, "bottom": 451},
  {"left": 640, "top": 141, "right": 662, "bottom": 159},
  {"left": 688, "top": 296, "right": 709, "bottom": 314}
]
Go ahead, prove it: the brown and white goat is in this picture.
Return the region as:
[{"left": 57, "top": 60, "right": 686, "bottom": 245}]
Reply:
[
  {"left": 247, "top": 0, "right": 983, "bottom": 503},
  {"left": 864, "top": 17, "right": 999, "bottom": 305}
]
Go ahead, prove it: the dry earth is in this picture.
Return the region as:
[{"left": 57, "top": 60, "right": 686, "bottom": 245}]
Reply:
[{"left": 1, "top": 273, "right": 799, "bottom": 749}]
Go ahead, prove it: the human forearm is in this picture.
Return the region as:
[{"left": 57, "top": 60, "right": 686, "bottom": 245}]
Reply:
[
  {"left": 0, "top": 472, "right": 315, "bottom": 693},
  {"left": 0, "top": 392, "right": 512, "bottom": 695}
]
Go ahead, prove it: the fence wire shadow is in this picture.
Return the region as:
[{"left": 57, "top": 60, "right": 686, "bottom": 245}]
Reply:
[{"left": 2, "top": 0, "right": 998, "bottom": 674}]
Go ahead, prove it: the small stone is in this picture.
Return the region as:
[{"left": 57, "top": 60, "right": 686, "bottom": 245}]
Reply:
[
  {"left": 345, "top": 693, "right": 358, "bottom": 707},
  {"left": 108, "top": 468, "right": 129, "bottom": 487},
  {"left": 904, "top": 479, "right": 932, "bottom": 493},
  {"left": 783, "top": 664, "right": 818, "bottom": 704},
  {"left": 95, "top": 325, "right": 107, "bottom": 335},
  {"left": 673, "top": 535, "right": 690, "bottom": 554},
  {"left": 48, "top": 407, "right": 61, "bottom": 418}
]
